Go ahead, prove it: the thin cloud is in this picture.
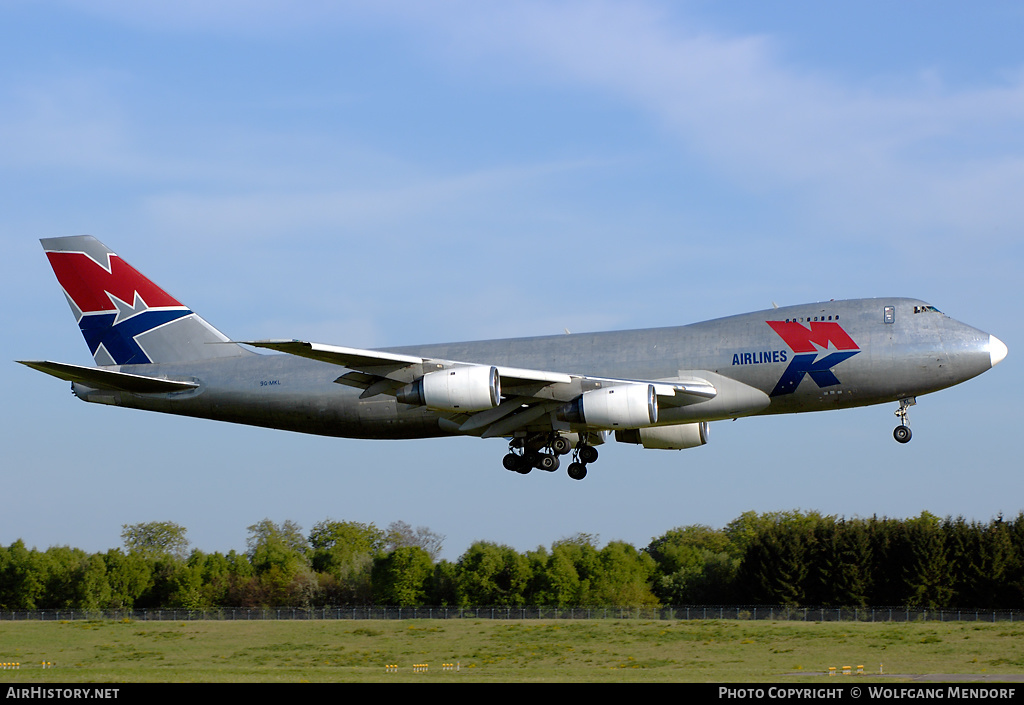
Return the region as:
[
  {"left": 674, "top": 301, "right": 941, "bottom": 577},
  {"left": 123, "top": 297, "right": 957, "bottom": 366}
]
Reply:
[
  {"left": 140, "top": 157, "right": 605, "bottom": 238},
  {"left": 386, "top": 1, "right": 1024, "bottom": 240},
  {"left": 46, "top": 1, "right": 1024, "bottom": 243}
]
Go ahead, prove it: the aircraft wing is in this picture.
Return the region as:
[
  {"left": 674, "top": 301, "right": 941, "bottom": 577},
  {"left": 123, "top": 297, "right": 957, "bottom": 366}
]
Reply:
[
  {"left": 244, "top": 339, "right": 573, "bottom": 385},
  {"left": 241, "top": 339, "right": 718, "bottom": 436}
]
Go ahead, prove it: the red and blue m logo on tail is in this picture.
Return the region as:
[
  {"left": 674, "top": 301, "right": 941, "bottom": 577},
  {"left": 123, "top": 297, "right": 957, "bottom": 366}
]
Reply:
[
  {"left": 46, "top": 246, "right": 191, "bottom": 365},
  {"left": 766, "top": 320, "right": 861, "bottom": 397},
  {"left": 41, "top": 236, "right": 246, "bottom": 366}
]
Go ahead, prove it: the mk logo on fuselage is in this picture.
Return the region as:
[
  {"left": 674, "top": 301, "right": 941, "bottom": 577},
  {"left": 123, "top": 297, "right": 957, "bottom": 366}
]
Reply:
[{"left": 765, "top": 321, "right": 861, "bottom": 397}]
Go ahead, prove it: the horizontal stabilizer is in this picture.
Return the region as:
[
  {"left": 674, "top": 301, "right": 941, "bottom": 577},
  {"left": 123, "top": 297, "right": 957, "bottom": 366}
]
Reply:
[{"left": 17, "top": 360, "right": 199, "bottom": 394}]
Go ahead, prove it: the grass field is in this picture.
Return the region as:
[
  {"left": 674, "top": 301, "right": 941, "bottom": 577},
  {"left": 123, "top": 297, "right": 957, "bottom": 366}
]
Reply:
[{"left": 1, "top": 618, "right": 1023, "bottom": 683}]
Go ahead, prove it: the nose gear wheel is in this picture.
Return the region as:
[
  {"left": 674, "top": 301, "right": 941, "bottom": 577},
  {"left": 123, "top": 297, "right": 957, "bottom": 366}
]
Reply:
[{"left": 893, "top": 397, "right": 915, "bottom": 443}]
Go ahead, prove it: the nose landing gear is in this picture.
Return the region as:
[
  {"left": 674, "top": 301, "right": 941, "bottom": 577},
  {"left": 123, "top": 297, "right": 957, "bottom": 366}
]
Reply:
[{"left": 893, "top": 397, "right": 915, "bottom": 443}]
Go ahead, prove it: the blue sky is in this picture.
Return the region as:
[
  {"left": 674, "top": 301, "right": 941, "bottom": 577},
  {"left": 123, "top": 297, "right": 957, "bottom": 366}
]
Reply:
[{"left": 3, "top": 1, "right": 1021, "bottom": 562}]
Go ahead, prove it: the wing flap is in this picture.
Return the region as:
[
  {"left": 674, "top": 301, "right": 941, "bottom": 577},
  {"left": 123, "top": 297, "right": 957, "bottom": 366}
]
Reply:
[
  {"left": 243, "top": 340, "right": 423, "bottom": 368},
  {"left": 480, "top": 402, "right": 558, "bottom": 438},
  {"left": 456, "top": 396, "right": 536, "bottom": 433},
  {"left": 496, "top": 366, "right": 572, "bottom": 386}
]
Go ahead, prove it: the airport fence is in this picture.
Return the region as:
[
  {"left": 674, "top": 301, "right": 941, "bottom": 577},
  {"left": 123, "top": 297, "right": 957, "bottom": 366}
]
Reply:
[{"left": 0, "top": 605, "right": 1020, "bottom": 622}]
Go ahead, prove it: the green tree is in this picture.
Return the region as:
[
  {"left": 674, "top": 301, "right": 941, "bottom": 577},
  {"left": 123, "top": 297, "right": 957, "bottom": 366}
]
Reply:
[
  {"left": 38, "top": 546, "right": 84, "bottom": 608},
  {"left": 385, "top": 521, "right": 445, "bottom": 562},
  {"left": 371, "top": 546, "right": 434, "bottom": 605},
  {"left": 75, "top": 553, "right": 112, "bottom": 610},
  {"left": 943, "top": 515, "right": 980, "bottom": 607},
  {"left": 976, "top": 514, "right": 1017, "bottom": 609},
  {"left": 121, "top": 521, "right": 190, "bottom": 560},
  {"left": 1006, "top": 512, "right": 1024, "bottom": 609},
  {"left": 903, "top": 511, "right": 951, "bottom": 608},
  {"left": 737, "top": 519, "right": 813, "bottom": 604},
  {"left": 246, "top": 519, "right": 311, "bottom": 607},
  {"left": 589, "top": 541, "right": 659, "bottom": 606},
  {"left": 167, "top": 559, "right": 206, "bottom": 610},
  {"left": 309, "top": 519, "right": 386, "bottom": 603},
  {"left": 527, "top": 545, "right": 584, "bottom": 606},
  {"left": 646, "top": 525, "right": 738, "bottom": 604},
  {"left": 246, "top": 519, "right": 308, "bottom": 574},
  {"left": 220, "top": 550, "right": 259, "bottom": 607},
  {"left": 102, "top": 549, "right": 153, "bottom": 609},
  {"left": 456, "top": 541, "right": 531, "bottom": 606},
  {"left": 0, "top": 541, "right": 46, "bottom": 609},
  {"left": 804, "top": 517, "right": 872, "bottom": 606},
  {"left": 430, "top": 559, "right": 459, "bottom": 606},
  {"left": 310, "top": 520, "right": 387, "bottom": 570},
  {"left": 546, "top": 534, "right": 602, "bottom": 605},
  {"left": 865, "top": 515, "right": 906, "bottom": 605},
  {"left": 188, "top": 550, "right": 232, "bottom": 608},
  {"left": 139, "top": 557, "right": 187, "bottom": 608}
]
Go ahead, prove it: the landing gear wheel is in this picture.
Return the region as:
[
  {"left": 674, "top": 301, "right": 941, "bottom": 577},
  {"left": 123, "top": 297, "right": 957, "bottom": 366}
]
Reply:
[
  {"left": 578, "top": 445, "right": 599, "bottom": 464},
  {"left": 551, "top": 436, "right": 572, "bottom": 455},
  {"left": 567, "top": 462, "right": 588, "bottom": 481},
  {"left": 503, "top": 453, "right": 532, "bottom": 474},
  {"left": 537, "top": 454, "right": 560, "bottom": 472},
  {"left": 893, "top": 397, "right": 916, "bottom": 444},
  {"left": 893, "top": 425, "right": 912, "bottom": 444}
]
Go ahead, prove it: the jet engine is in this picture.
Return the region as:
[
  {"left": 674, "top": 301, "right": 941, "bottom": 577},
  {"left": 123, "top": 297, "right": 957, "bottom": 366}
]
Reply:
[
  {"left": 558, "top": 384, "right": 657, "bottom": 428},
  {"left": 397, "top": 365, "right": 500, "bottom": 412},
  {"left": 614, "top": 422, "right": 709, "bottom": 449}
]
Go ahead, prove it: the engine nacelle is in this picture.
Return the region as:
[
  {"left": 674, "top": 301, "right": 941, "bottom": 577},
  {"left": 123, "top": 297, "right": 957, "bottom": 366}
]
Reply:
[
  {"left": 558, "top": 384, "right": 658, "bottom": 428},
  {"left": 614, "top": 422, "right": 709, "bottom": 450},
  {"left": 396, "top": 366, "right": 500, "bottom": 412}
]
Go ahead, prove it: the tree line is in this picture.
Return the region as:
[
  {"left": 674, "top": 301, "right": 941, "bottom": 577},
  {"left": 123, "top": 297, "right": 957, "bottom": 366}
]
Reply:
[{"left": 1, "top": 511, "right": 1022, "bottom": 611}]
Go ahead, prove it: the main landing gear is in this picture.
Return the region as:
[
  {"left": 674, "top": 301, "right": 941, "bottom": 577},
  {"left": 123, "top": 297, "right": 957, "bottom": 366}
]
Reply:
[
  {"left": 502, "top": 434, "right": 598, "bottom": 480},
  {"left": 566, "top": 443, "right": 598, "bottom": 481},
  {"left": 893, "top": 397, "right": 916, "bottom": 444}
]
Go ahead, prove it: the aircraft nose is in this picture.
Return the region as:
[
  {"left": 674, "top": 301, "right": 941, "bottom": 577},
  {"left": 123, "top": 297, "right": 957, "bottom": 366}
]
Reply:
[{"left": 988, "top": 335, "right": 1008, "bottom": 368}]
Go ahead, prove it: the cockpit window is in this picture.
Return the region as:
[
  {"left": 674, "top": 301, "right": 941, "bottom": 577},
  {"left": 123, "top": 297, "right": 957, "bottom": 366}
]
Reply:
[{"left": 913, "top": 305, "right": 941, "bottom": 314}]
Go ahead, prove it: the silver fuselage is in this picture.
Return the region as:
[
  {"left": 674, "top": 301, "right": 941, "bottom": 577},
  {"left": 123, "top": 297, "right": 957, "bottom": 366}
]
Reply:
[{"left": 74, "top": 298, "right": 998, "bottom": 441}]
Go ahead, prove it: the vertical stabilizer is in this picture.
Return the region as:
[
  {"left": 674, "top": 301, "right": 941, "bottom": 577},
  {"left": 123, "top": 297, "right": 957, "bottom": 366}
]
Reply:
[{"left": 41, "top": 235, "right": 251, "bottom": 365}]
